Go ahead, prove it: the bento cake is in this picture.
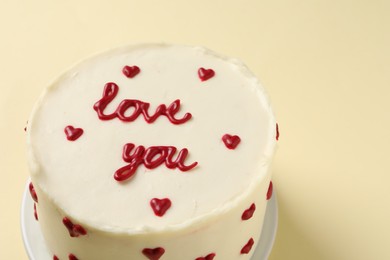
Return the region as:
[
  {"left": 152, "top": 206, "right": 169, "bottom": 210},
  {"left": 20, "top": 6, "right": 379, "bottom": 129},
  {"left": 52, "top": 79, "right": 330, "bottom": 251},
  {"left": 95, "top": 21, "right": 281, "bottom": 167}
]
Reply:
[{"left": 27, "top": 44, "right": 277, "bottom": 260}]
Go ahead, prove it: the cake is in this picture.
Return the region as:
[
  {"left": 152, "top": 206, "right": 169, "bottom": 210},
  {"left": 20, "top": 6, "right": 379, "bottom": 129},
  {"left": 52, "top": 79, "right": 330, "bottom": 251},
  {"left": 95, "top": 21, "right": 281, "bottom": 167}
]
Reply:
[{"left": 26, "top": 44, "right": 278, "bottom": 260}]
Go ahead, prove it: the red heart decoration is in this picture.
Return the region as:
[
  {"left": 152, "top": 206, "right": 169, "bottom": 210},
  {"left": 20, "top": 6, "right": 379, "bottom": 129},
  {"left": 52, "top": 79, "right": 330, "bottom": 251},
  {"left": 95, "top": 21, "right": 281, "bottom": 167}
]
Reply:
[
  {"left": 241, "top": 203, "right": 256, "bottom": 220},
  {"left": 267, "top": 181, "right": 273, "bottom": 200},
  {"left": 64, "top": 126, "right": 84, "bottom": 141},
  {"left": 62, "top": 217, "right": 87, "bottom": 237},
  {"left": 198, "top": 67, "right": 215, "bottom": 81},
  {"left": 122, "top": 65, "right": 140, "bottom": 78},
  {"left": 222, "top": 134, "right": 241, "bottom": 149},
  {"left": 142, "top": 247, "right": 165, "bottom": 260},
  {"left": 196, "top": 253, "right": 216, "bottom": 260},
  {"left": 29, "top": 182, "right": 38, "bottom": 203},
  {"left": 150, "top": 198, "right": 172, "bottom": 217},
  {"left": 240, "top": 238, "right": 254, "bottom": 254},
  {"left": 68, "top": 254, "right": 79, "bottom": 260},
  {"left": 53, "top": 255, "right": 59, "bottom": 260},
  {"left": 34, "top": 203, "right": 38, "bottom": 221}
]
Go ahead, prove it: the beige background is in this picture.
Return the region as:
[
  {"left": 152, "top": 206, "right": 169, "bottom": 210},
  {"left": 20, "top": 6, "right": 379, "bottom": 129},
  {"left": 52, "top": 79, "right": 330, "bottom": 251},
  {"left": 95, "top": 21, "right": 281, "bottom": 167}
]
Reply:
[{"left": 1, "top": 0, "right": 389, "bottom": 259}]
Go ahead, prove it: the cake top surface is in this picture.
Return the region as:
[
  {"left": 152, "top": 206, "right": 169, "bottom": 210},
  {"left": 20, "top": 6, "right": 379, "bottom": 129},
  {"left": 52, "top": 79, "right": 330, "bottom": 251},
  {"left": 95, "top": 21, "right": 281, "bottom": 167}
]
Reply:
[{"left": 27, "top": 44, "right": 276, "bottom": 233}]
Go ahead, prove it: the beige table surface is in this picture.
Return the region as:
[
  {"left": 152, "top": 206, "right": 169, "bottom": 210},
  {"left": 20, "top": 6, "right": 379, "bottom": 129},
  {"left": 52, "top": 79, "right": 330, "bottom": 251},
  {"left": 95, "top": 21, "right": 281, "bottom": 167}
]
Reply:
[{"left": 1, "top": 0, "right": 389, "bottom": 259}]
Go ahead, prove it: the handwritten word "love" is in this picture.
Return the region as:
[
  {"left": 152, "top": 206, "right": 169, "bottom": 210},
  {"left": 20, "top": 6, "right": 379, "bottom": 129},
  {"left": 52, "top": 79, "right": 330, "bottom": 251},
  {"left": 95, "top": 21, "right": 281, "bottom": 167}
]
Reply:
[
  {"left": 114, "top": 143, "right": 198, "bottom": 181},
  {"left": 93, "top": 82, "right": 192, "bottom": 124}
]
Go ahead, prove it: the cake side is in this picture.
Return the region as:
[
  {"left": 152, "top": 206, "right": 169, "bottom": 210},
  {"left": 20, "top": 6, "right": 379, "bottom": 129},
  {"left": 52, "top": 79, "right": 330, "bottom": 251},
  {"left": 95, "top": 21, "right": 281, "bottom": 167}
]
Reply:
[{"left": 32, "top": 173, "right": 272, "bottom": 259}]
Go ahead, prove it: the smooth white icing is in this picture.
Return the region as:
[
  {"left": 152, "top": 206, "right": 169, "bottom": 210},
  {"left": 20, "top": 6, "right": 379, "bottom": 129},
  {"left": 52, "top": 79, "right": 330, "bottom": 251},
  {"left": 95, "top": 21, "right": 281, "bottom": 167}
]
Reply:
[{"left": 27, "top": 44, "right": 276, "bottom": 259}]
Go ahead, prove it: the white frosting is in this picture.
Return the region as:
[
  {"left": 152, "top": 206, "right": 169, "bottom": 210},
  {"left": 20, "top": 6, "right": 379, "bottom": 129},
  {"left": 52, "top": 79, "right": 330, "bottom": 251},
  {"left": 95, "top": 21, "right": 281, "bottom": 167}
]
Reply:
[{"left": 27, "top": 44, "right": 276, "bottom": 259}]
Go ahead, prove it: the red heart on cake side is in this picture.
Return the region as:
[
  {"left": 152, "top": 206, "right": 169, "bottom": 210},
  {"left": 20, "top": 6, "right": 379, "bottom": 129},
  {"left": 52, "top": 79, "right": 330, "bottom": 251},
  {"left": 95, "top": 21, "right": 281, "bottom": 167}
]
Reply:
[
  {"left": 222, "top": 134, "right": 241, "bottom": 149},
  {"left": 241, "top": 203, "right": 256, "bottom": 220},
  {"left": 142, "top": 247, "right": 165, "bottom": 260},
  {"left": 198, "top": 67, "right": 215, "bottom": 81},
  {"left": 34, "top": 203, "right": 38, "bottom": 221},
  {"left": 267, "top": 181, "right": 273, "bottom": 200},
  {"left": 62, "top": 217, "right": 87, "bottom": 237},
  {"left": 240, "top": 238, "right": 254, "bottom": 254},
  {"left": 64, "top": 126, "right": 84, "bottom": 141},
  {"left": 122, "top": 65, "right": 140, "bottom": 78},
  {"left": 196, "top": 253, "right": 216, "bottom": 260},
  {"left": 29, "top": 182, "right": 38, "bottom": 203},
  {"left": 150, "top": 198, "right": 172, "bottom": 217},
  {"left": 68, "top": 253, "right": 79, "bottom": 260}
]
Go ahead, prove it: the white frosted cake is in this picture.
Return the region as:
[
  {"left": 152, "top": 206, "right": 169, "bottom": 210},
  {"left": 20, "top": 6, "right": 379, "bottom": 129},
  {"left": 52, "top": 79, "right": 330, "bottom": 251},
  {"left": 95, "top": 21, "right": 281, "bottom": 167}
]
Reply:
[{"left": 26, "top": 44, "right": 278, "bottom": 260}]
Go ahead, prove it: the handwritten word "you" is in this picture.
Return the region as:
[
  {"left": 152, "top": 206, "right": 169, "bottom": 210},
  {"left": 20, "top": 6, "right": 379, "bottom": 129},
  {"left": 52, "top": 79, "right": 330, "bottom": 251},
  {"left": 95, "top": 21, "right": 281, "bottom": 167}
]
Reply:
[{"left": 114, "top": 143, "right": 198, "bottom": 181}]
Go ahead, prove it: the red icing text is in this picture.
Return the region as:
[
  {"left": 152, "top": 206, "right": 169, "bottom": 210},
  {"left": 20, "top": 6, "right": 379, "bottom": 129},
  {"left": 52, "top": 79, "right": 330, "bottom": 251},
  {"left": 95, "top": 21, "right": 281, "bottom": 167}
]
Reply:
[
  {"left": 93, "top": 82, "right": 192, "bottom": 125},
  {"left": 114, "top": 143, "right": 198, "bottom": 182}
]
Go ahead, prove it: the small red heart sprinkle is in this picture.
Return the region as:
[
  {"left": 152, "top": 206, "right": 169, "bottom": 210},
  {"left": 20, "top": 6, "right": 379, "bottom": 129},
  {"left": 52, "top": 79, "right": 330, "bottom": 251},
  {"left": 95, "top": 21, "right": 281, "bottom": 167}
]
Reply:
[
  {"left": 150, "top": 198, "right": 172, "bottom": 217},
  {"left": 53, "top": 256, "right": 59, "bottom": 260},
  {"left": 276, "top": 123, "right": 280, "bottom": 141},
  {"left": 68, "top": 254, "right": 79, "bottom": 260},
  {"left": 64, "top": 126, "right": 84, "bottom": 141},
  {"left": 198, "top": 67, "right": 215, "bottom": 81},
  {"left": 222, "top": 134, "right": 241, "bottom": 149},
  {"left": 241, "top": 238, "right": 254, "bottom": 254},
  {"left": 242, "top": 203, "right": 256, "bottom": 220},
  {"left": 142, "top": 247, "right": 165, "bottom": 260},
  {"left": 34, "top": 203, "right": 38, "bottom": 221},
  {"left": 29, "top": 182, "right": 38, "bottom": 203},
  {"left": 267, "top": 181, "right": 273, "bottom": 200},
  {"left": 123, "top": 65, "right": 141, "bottom": 78},
  {"left": 196, "top": 253, "right": 216, "bottom": 260},
  {"left": 63, "top": 217, "right": 87, "bottom": 237}
]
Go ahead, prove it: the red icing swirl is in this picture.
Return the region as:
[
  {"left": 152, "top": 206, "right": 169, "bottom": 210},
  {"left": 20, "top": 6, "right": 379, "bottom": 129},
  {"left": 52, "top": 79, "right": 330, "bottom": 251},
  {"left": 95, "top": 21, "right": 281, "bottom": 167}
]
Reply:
[{"left": 93, "top": 82, "right": 192, "bottom": 125}]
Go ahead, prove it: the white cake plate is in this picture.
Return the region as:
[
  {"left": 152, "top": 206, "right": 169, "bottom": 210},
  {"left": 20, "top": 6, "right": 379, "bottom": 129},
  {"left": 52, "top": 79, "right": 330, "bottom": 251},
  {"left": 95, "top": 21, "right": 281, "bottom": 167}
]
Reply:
[{"left": 21, "top": 179, "right": 278, "bottom": 260}]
